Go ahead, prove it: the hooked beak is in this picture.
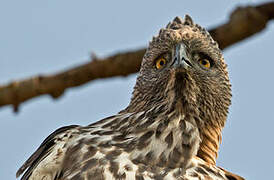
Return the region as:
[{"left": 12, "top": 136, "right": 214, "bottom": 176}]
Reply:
[{"left": 172, "top": 43, "right": 192, "bottom": 69}]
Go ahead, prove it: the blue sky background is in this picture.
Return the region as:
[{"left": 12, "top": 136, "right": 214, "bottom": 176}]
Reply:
[{"left": 1, "top": 1, "right": 273, "bottom": 179}]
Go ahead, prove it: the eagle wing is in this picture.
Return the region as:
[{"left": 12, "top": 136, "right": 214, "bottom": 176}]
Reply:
[
  {"left": 16, "top": 125, "right": 79, "bottom": 180},
  {"left": 16, "top": 114, "right": 130, "bottom": 180}
]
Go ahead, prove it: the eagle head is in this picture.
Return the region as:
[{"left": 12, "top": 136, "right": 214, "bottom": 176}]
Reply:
[{"left": 126, "top": 15, "right": 232, "bottom": 164}]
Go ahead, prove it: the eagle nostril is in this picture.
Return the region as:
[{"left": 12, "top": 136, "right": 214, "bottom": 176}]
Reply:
[
  {"left": 174, "top": 57, "right": 178, "bottom": 62},
  {"left": 183, "top": 58, "right": 192, "bottom": 67}
]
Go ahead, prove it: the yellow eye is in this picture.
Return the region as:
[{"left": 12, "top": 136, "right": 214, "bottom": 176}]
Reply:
[
  {"left": 199, "top": 59, "right": 211, "bottom": 69},
  {"left": 155, "top": 57, "right": 166, "bottom": 69}
]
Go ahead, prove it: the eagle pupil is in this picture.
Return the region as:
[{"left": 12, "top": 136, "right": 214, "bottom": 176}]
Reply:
[
  {"left": 202, "top": 60, "right": 207, "bottom": 65},
  {"left": 160, "top": 60, "right": 164, "bottom": 66}
]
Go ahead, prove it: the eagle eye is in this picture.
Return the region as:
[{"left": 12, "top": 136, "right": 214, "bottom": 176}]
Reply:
[
  {"left": 155, "top": 57, "right": 167, "bottom": 69},
  {"left": 199, "top": 59, "right": 211, "bottom": 69}
]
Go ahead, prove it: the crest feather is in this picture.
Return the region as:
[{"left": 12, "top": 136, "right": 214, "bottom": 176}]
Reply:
[
  {"left": 166, "top": 15, "right": 194, "bottom": 30},
  {"left": 184, "top": 14, "right": 194, "bottom": 26}
]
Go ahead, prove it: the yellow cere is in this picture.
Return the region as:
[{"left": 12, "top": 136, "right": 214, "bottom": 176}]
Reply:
[
  {"left": 199, "top": 59, "right": 211, "bottom": 69},
  {"left": 155, "top": 57, "right": 167, "bottom": 69}
]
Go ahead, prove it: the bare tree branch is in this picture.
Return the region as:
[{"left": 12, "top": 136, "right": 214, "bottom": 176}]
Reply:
[
  {"left": 209, "top": 3, "right": 274, "bottom": 49},
  {"left": 0, "top": 2, "right": 273, "bottom": 112}
]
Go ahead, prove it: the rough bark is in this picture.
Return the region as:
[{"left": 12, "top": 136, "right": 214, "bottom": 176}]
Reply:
[{"left": 0, "top": 2, "right": 273, "bottom": 112}]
